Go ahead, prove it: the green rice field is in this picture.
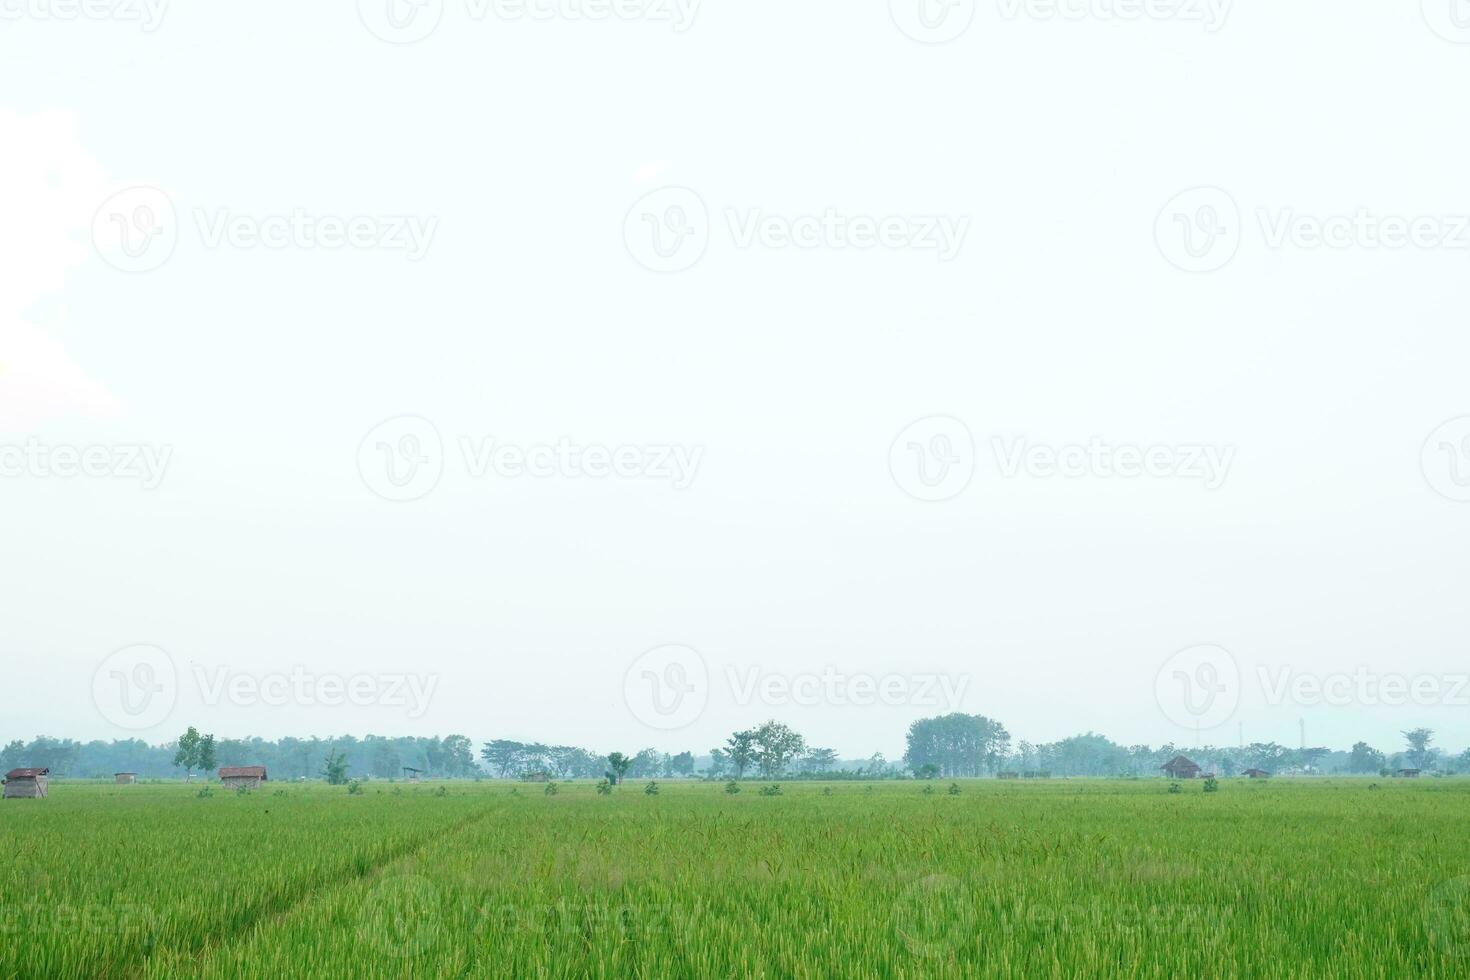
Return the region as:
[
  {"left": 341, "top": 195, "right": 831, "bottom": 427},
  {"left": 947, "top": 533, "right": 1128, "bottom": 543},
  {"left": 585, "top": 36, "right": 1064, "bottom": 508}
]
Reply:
[{"left": 3, "top": 779, "right": 1469, "bottom": 978}]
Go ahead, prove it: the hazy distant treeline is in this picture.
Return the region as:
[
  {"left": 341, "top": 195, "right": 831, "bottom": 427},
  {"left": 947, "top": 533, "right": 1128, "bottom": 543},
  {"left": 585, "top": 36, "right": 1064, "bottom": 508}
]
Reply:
[{"left": 2, "top": 720, "right": 1458, "bottom": 780}]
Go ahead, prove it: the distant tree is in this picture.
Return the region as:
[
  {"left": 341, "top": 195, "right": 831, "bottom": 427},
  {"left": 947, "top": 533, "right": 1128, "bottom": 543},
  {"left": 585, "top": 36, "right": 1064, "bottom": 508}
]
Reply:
[
  {"left": 0, "top": 740, "right": 26, "bottom": 772},
  {"left": 1403, "top": 729, "right": 1435, "bottom": 770},
  {"left": 752, "top": 721, "right": 806, "bottom": 779},
  {"left": 1348, "top": 742, "right": 1386, "bottom": 774},
  {"left": 903, "top": 713, "right": 1010, "bottom": 777},
  {"left": 173, "top": 727, "right": 205, "bottom": 781},
  {"left": 1245, "top": 742, "right": 1289, "bottom": 772},
  {"left": 667, "top": 752, "right": 696, "bottom": 778},
  {"left": 442, "top": 735, "right": 476, "bottom": 777},
  {"left": 481, "top": 740, "right": 528, "bottom": 779},
  {"left": 605, "top": 752, "right": 632, "bottom": 785},
  {"left": 628, "top": 748, "right": 664, "bottom": 779},
  {"left": 801, "top": 747, "right": 840, "bottom": 774},
  {"left": 369, "top": 738, "right": 401, "bottom": 779},
  {"left": 322, "top": 748, "right": 350, "bottom": 785},
  {"left": 706, "top": 748, "right": 731, "bottom": 778},
  {"left": 197, "top": 734, "right": 217, "bottom": 776},
  {"left": 1289, "top": 746, "right": 1330, "bottom": 774},
  {"left": 725, "top": 730, "right": 757, "bottom": 779}
]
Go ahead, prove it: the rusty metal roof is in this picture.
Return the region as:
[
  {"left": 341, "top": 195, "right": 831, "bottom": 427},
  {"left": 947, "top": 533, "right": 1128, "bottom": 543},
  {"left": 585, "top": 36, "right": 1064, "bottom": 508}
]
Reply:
[{"left": 218, "top": 766, "right": 267, "bottom": 779}]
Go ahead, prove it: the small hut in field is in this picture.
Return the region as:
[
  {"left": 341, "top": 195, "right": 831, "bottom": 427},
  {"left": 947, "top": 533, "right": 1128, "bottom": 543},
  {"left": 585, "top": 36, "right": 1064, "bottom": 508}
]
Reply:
[
  {"left": 1395, "top": 768, "right": 1422, "bottom": 778},
  {"left": 115, "top": 772, "right": 138, "bottom": 785},
  {"left": 403, "top": 767, "right": 424, "bottom": 782},
  {"left": 3, "top": 768, "right": 50, "bottom": 799},
  {"left": 219, "top": 766, "right": 267, "bottom": 790},
  {"left": 1160, "top": 756, "right": 1202, "bottom": 779},
  {"left": 1242, "top": 768, "right": 1271, "bottom": 779}
]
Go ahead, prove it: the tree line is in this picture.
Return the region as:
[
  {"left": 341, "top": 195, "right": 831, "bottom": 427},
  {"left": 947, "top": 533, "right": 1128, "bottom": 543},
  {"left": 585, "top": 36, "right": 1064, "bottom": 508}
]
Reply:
[{"left": 2, "top": 722, "right": 1459, "bottom": 781}]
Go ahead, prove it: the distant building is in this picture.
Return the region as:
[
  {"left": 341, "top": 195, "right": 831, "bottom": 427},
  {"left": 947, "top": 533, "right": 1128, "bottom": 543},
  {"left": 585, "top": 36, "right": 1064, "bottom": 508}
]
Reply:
[
  {"left": 1242, "top": 768, "right": 1271, "bottom": 779},
  {"left": 3, "top": 768, "right": 50, "bottom": 799},
  {"left": 403, "top": 767, "right": 424, "bottom": 782},
  {"left": 1160, "top": 756, "right": 1203, "bottom": 779},
  {"left": 997, "top": 772, "right": 1019, "bottom": 780},
  {"left": 114, "top": 773, "right": 138, "bottom": 785},
  {"left": 523, "top": 771, "right": 551, "bottom": 783},
  {"left": 219, "top": 766, "right": 268, "bottom": 790},
  {"left": 1395, "top": 769, "right": 1422, "bottom": 778}
]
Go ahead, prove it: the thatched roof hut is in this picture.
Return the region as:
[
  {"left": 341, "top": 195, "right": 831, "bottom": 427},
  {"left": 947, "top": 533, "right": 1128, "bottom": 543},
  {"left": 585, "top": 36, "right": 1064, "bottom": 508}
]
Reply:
[
  {"left": 219, "top": 766, "right": 267, "bottom": 789},
  {"left": 1160, "top": 756, "right": 1203, "bottom": 779}
]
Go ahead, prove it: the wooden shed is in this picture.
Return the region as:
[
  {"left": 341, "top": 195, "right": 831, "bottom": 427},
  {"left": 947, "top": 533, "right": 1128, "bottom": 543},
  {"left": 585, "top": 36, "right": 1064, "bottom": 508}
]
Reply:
[
  {"left": 115, "top": 772, "right": 138, "bottom": 785},
  {"left": 219, "top": 766, "right": 267, "bottom": 790},
  {"left": 3, "top": 768, "right": 50, "bottom": 799},
  {"left": 1395, "top": 768, "right": 1422, "bottom": 778},
  {"left": 1160, "top": 755, "right": 1203, "bottom": 779},
  {"left": 1242, "top": 768, "right": 1271, "bottom": 779},
  {"left": 403, "top": 767, "right": 424, "bottom": 782}
]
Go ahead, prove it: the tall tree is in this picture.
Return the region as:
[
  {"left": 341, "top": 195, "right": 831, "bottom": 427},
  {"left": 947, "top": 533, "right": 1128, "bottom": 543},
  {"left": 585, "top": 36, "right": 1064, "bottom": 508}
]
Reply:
[
  {"left": 173, "top": 727, "right": 204, "bottom": 781},
  {"left": 605, "top": 752, "right": 632, "bottom": 785},
  {"left": 752, "top": 721, "right": 806, "bottom": 779},
  {"left": 1402, "top": 728, "right": 1435, "bottom": 770},
  {"left": 725, "top": 730, "right": 757, "bottom": 779}
]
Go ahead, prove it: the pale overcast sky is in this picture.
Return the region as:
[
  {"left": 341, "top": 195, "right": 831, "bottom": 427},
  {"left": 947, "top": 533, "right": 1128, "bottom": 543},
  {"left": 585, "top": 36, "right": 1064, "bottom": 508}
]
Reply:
[{"left": 3, "top": 3, "right": 1469, "bottom": 758}]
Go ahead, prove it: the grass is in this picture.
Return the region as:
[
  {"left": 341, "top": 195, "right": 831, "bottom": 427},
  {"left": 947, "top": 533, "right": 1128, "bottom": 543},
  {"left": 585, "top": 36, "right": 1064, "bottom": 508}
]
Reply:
[{"left": 3, "top": 779, "right": 1470, "bottom": 977}]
